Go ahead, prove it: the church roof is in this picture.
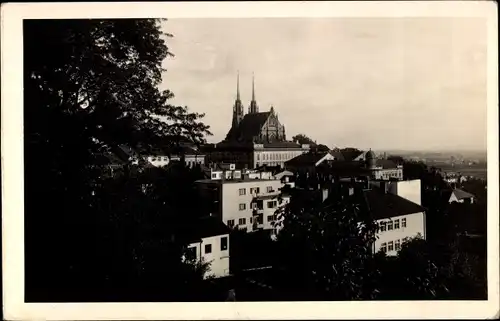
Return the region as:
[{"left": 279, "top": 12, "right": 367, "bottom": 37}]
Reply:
[{"left": 227, "top": 112, "right": 271, "bottom": 141}]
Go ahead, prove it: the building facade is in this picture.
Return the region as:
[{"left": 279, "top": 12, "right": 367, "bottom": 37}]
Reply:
[
  {"left": 196, "top": 174, "right": 289, "bottom": 236},
  {"left": 364, "top": 180, "right": 426, "bottom": 256},
  {"left": 183, "top": 216, "right": 231, "bottom": 279}
]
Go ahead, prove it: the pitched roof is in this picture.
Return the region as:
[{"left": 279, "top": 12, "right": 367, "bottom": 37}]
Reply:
[
  {"left": 363, "top": 189, "right": 426, "bottom": 220},
  {"left": 178, "top": 216, "right": 230, "bottom": 244},
  {"left": 451, "top": 188, "right": 475, "bottom": 200},
  {"left": 261, "top": 141, "right": 303, "bottom": 149},
  {"left": 328, "top": 150, "right": 346, "bottom": 161},
  {"left": 285, "top": 151, "right": 330, "bottom": 167},
  {"left": 339, "top": 149, "right": 364, "bottom": 161},
  {"left": 274, "top": 170, "right": 294, "bottom": 180},
  {"left": 376, "top": 159, "right": 399, "bottom": 169},
  {"left": 227, "top": 112, "right": 271, "bottom": 141}
]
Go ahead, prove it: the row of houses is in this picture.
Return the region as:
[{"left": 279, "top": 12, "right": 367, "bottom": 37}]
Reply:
[{"left": 101, "top": 142, "right": 475, "bottom": 280}]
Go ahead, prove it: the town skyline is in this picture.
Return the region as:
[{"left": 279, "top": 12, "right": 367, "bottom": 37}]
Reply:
[{"left": 159, "top": 17, "right": 487, "bottom": 152}]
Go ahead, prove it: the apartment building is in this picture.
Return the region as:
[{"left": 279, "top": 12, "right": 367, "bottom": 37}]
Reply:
[{"left": 195, "top": 173, "right": 288, "bottom": 236}]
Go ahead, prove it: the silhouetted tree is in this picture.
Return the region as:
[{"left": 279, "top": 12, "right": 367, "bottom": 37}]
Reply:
[
  {"left": 274, "top": 185, "right": 381, "bottom": 300},
  {"left": 24, "top": 19, "right": 211, "bottom": 301}
]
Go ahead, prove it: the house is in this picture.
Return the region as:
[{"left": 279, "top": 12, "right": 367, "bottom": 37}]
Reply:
[
  {"left": 444, "top": 188, "right": 475, "bottom": 204},
  {"left": 182, "top": 216, "right": 231, "bottom": 279},
  {"left": 285, "top": 149, "right": 403, "bottom": 181},
  {"left": 364, "top": 187, "right": 427, "bottom": 256},
  {"left": 195, "top": 172, "right": 290, "bottom": 237},
  {"left": 284, "top": 150, "right": 339, "bottom": 173}
]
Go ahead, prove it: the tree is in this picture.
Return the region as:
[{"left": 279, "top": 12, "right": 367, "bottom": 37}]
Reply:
[
  {"left": 292, "top": 134, "right": 330, "bottom": 152},
  {"left": 273, "top": 184, "right": 381, "bottom": 300},
  {"left": 24, "top": 19, "right": 211, "bottom": 301},
  {"left": 292, "top": 133, "right": 316, "bottom": 145}
]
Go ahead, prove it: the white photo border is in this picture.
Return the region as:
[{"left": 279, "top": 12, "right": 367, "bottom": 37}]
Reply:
[{"left": 2, "top": 1, "right": 498, "bottom": 320}]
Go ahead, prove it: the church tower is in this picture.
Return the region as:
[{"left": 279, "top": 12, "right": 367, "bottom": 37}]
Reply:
[
  {"left": 248, "top": 73, "right": 259, "bottom": 114},
  {"left": 232, "top": 72, "right": 244, "bottom": 128}
]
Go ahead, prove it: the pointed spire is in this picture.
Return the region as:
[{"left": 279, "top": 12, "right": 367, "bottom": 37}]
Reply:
[
  {"left": 252, "top": 72, "right": 255, "bottom": 101},
  {"left": 236, "top": 70, "right": 240, "bottom": 100}
]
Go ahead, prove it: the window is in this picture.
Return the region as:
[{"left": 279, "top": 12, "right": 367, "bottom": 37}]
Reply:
[
  {"left": 255, "top": 187, "right": 260, "bottom": 194},
  {"left": 250, "top": 217, "right": 253, "bottom": 224},
  {"left": 387, "top": 221, "right": 393, "bottom": 230},
  {"left": 267, "top": 215, "right": 274, "bottom": 222},
  {"left": 267, "top": 201, "right": 277, "bottom": 208},
  {"left": 394, "top": 219, "right": 400, "bottom": 229},
  {"left": 402, "top": 218, "right": 407, "bottom": 228},
  {"left": 239, "top": 203, "right": 246, "bottom": 211},
  {"left": 164, "top": 157, "right": 169, "bottom": 161},
  {"left": 239, "top": 188, "right": 246, "bottom": 196},
  {"left": 395, "top": 239, "right": 401, "bottom": 251},
  {"left": 379, "top": 222, "right": 387, "bottom": 232},
  {"left": 227, "top": 219, "right": 235, "bottom": 228},
  {"left": 257, "top": 214, "right": 263, "bottom": 224},
  {"left": 257, "top": 154, "right": 260, "bottom": 160},
  {"left": 211, "top": 173, "right": 218, "bottom": 179},
  {"left": 388, "top": 241, "right": 394, "bottom": 252},
  {"left": 151, "top": 157, "right": 157, "bottom": 161},
  {"left": 204, "top": 244, "right": 212, "bottom": 254},
  {"left": 221, "top": 237, "right": 228, "bottom": 251},
  {"left": 267, "top": 186, "right": 273, "bottom": 193},
  {"left": 238, "top": 218, "right": 246, "bottom": 225},
  {"left": 381, "top": 242, "right": 387, "bottom": 253}
]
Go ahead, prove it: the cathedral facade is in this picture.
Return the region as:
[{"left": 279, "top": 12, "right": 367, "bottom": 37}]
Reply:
[{"left": 206, "top": 73, "right": 309, "bottom": 169}]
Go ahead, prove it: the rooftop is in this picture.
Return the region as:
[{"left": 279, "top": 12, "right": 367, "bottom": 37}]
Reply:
[
  {"left": 285, "top": 151, "right": 330, "bottom": 167},
  {"left": 363, "top": 188, "right": 426, "bottom": 220},
  {"left": 195, "top": 177, "right": 280, "bottom": 184},
  {"left": 179, "top": 216, "right": 230, "bottom": 243},
  {"left": 449, "top": 188, "right": 475, "bottom": 200}
]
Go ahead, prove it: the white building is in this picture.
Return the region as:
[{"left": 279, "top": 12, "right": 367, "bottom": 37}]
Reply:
[
  {"left": 196, "top": 172, "right": 289, "bottom": 237},
  {"left": 183, "top": 216, "right": 231, "bottom": 279},
  {"left": 364, "top": 180, "right": 426, "bottom": 256}
]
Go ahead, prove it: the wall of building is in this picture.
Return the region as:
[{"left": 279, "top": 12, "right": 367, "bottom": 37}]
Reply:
[
  {"left": 372, "top": 168, "right": 403, "bottom": 180},
  {"left": 373, "top": 212, "right": 426, "bottom": 256},
  {"left": 147, "top": 155, "right": 170, "bottom": 167},
  {"left": 388, "top": 179, "right": 422, "bottom": 205},
  {"left": 187, "top": 234, "right": 230, "bottom": 279},
  {"left": 221, "top": 179, "right": 284, "bottom": 232},
  {"left": 254, "top": 149, "right": 307, "bottom": 168}
]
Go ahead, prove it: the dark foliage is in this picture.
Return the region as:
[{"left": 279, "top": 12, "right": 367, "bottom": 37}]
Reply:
[{"left": 24, "top": 19, "right": 212, "bottom": 301}]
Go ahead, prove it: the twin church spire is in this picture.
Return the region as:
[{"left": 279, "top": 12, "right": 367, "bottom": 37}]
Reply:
[{"left": 232, "top": 72, "right": 259, "bottom": 127}]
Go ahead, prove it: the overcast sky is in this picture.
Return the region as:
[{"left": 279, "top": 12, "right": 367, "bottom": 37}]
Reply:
[{"left": 159, "top": 18, "right": 487, "bottom": 151}]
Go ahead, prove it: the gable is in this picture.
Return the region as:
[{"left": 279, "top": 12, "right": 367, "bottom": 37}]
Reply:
[{"left": 315, "top": 152, "right": 336, "bottom": 166}]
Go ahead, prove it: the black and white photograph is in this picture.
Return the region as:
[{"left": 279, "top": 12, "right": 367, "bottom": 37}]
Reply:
[{"left": 2, "top": 1, "right": 498, "bottom": 320}]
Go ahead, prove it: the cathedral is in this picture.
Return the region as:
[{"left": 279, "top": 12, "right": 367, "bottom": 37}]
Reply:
[
  {"left": 225, "top": 73, "right": 286, "bottom": 143},
  {"left": 205, "top": 73, "right": 309, "bottom": 169}
]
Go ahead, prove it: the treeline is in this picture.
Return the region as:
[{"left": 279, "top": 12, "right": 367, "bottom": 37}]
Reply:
[{"left": 24, "top": 19, "right": 214, "bottom": 301}]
